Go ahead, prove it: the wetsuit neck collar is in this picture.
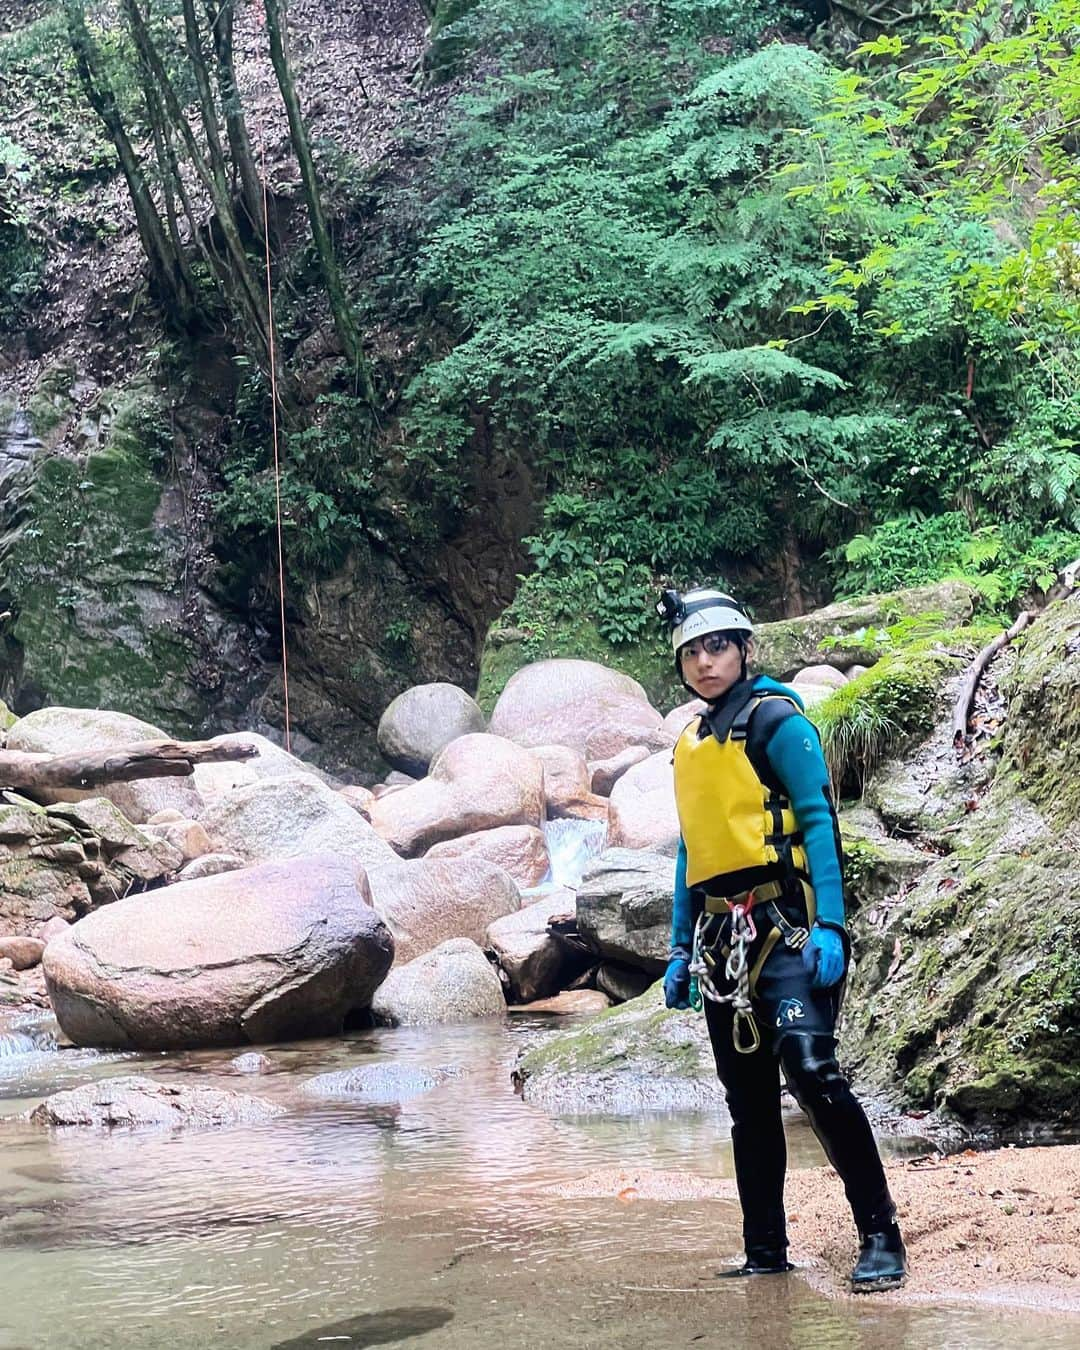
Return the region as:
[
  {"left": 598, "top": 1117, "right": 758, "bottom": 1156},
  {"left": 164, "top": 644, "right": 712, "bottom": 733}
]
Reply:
[{"left": 699, "top": 676, "right": 760, "bottom": 742}]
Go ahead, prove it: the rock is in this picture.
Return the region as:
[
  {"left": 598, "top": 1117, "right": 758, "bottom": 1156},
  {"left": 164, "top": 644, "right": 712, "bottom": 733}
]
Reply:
[
  {"left": 753, "top": 581, "right": 976, "bottom": 676},
  {"left": 147, "top": 809, "right": 185, "bottom": 825},
  {"left": 489, "top": 659, "right": 668, "bottom": 760},
  {"left": 659, "top": 699, "right": 706, "bottom": 745},
  {"left": 377, "top": 682, "right": 486, "bottom": 776},
  {"left": 606, "top": 752, "right": 679, "bottom": 854},
  {"left": 589, "top": 745, "right": 651, "bottom": 797},
  {"left": 486, "top": 891, "right": 584, "bottom": 1002},
  {"left": 300, "top": 1063, "right": 461, "bottom": 1102},
  {"left": 144, "top": 818, "right": 213, "bottom": 862},
  {"left": 792, "top": 663, "right": 848, "bottom": 690},
  {"left": 839, "top": 808, "right": 933, "bottom": 911},
  {"left": 230, "top": 1052, "right": 273, "bottom": 1075},
  {"left": 42, "top": 853, "right": 395, "bottom": 1049},
  {"left": 371, "top": 939, "right": 506, "bottom": 1026},
  {"left": 177, "top": 851, "right": 247, "bottom": 881},
  {"left": 29, "top": 1075, "right": 283, "bottom": 1129},
  {"left": 532, "top": 744, "right": 608, "bottom": 820},
  {"left": 338, "top": 785, "right": 375, "bottom": 817},
  {"left": 46, "top": 799, "right": 184, "bottom": 881},
  {"left": 192, "top": 732, "right": 335, "bottom": 801},
  {"left": 787, "top": 679, "right": 834, "bottom": 709},
  {"left": 509, "top": 990, "right": 612, "bottom": 1016},
  {"left": 6, "top": 707, "right": 203, "bottom": 823},
  {"left": 576, "top": 849, "right": 675, "bottom": 971},
  {"left": 368, "top": 734, "right": 544, "bottom": 856},
  {"left": 425, "top": 825, "right": 549, "bottom": 889},
  {"left": 846, "top": 664, "right": 871, "bottom": 679},
  {"left": 367, "top": 857, "right": 520, "bottom": 964},
  {"left": 384, "top": 771, "right": 417, "bottom": 787},
  {"left": 512, "top": 983, "right": 724, "bottom": 1114},
  {"left": 41, "top": 917, "right": 71, "bottom": 943},
  {"left": 595, "top": 962, "right": 654, "bottom": 1003},
  {"left": 0, "top": 937, "right": 45, "bottom": 970},
  {"left": 199, "top": 775, "right": 397, "bottom": 870}
]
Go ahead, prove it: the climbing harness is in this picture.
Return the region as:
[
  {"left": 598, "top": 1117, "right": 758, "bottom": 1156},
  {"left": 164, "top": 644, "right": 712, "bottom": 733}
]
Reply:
[{"left": 690, "top": 898, "right": 761, "bottom": 1055}]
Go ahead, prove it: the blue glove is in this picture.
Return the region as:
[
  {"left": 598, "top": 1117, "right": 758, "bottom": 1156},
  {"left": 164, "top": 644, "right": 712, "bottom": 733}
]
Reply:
[
  {"left": 802, "top": 926, "right": 846, "bottom": 989},
  {"left": 664, "top": 956, "right": 691, "bottom": 1009}
]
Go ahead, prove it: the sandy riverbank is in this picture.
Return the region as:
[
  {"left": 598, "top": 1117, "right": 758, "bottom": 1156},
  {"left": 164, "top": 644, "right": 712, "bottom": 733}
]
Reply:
[{"left": 548, "top": 1145, "right": 1080, "bottom": 1314}]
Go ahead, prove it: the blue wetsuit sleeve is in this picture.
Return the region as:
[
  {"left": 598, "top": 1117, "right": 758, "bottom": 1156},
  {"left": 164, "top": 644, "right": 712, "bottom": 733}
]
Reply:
[
  {"left": 764, "top": 714, "right": 845, "bottom": 928},
  {"left": 670, "top": 834, "right": 693, "bottom": 953}
]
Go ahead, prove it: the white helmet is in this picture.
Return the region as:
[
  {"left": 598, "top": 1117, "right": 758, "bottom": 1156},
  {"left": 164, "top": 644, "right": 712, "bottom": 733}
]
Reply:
[{"left": 657, "top": 587, "right": 753, "bottom": 655}]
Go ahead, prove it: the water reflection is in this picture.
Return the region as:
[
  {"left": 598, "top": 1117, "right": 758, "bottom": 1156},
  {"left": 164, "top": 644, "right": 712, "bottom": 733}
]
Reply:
[{"left": 0, "top": 1019, "right": 1072, "bottom": 1348}]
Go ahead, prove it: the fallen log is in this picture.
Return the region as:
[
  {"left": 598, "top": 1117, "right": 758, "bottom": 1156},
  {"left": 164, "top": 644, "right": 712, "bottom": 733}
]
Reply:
[
  {"left": 952, "top": 612, "right": 1032, "bottom": 751},
  {"left": 0, "top": 739, "right": 257, "bottom": 792}
]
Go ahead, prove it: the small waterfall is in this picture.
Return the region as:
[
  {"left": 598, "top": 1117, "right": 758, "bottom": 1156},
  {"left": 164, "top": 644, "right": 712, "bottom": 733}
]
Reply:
[
  {"left": 0, "top": 1025, "right": 57, "bottom": 1058},
  {"left": 542, "top": 817, "right": 606, "bottom": 889}
]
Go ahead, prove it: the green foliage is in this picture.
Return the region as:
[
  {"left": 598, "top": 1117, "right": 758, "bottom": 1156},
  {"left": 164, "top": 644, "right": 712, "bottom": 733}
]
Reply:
[
  {"left": 810, "top": 624, "right": 989, "bottom": 790},
  {"left": 835, "top": 513, "right": 1080, "bottom": 607},
  {"left": 390, "top": 0, "right": 1080, "bottom": 638}
]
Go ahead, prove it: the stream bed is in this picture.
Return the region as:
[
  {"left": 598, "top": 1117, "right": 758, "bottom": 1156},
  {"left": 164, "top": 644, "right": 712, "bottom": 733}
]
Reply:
[{"left": 0, "top": 1015, "right": 1074, "bottom": 1349}]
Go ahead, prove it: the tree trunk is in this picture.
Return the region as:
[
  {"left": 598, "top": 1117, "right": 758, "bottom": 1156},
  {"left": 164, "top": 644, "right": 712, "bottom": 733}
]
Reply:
[
  {"left": 62, "top": 0, "right": 195, "bottom": 321},
  {"left": 205, "top": 0, "right": 265, "bottom": 233},
  {"left": 119, "top": 0, "right": 294, "bottom": 406},
  {"left": 263, "top": 0, "right": 377, "bottom": 406},
  {"left": 0, "top": 739, "right": 256, "bottom": 793}
]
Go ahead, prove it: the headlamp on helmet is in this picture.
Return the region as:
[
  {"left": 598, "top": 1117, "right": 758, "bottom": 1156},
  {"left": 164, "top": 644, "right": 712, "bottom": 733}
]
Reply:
[{"left": 657, "top": 586, "right": 753, "bottom": 655}]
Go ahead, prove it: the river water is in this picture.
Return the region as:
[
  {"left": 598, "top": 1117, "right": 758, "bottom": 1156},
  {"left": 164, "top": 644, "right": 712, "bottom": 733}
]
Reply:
[{"left": 0, "top": 1014, "right": 1074, "bottom": 1349}]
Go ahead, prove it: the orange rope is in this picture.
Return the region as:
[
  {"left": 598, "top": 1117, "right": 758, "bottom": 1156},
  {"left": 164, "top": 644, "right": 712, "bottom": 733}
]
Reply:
[{"left": 253, "top": 2, "right": 291, "bottom": 753}]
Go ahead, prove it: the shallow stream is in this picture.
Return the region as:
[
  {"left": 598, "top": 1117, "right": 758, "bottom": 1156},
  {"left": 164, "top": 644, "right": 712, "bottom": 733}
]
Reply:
[{"left": 0, "top": 1014, "right": 1074, "bottom": 1349}]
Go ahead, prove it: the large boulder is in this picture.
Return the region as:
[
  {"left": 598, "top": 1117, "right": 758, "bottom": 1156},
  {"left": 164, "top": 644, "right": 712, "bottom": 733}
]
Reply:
[
  {"left": 486, "top": 890, "right": 582, "bottom": 1002},
  {"left": 368, "top": 734, "right": 544, "bottom": 856},
  {"left": 489, "top": 659, "right": 667, "bottom": 760},
  {"left": 371, "top": 939, "right": 506, "bottom": 1026},
  {"left": 589, "top": 745, "right": 651, "bottom": 797},
  {"left": 6, "top": 707, "right": 202, "bottom": 822},
  {"left": 532, "top": 744, "right": 608, "bottom": 820},
  {"left": 29, "top": 1075, "right": 283, "bottom": 1129},
  {"left": 659, "top": 699, "right": 705, "bottom": 746},
  {"left": 512, "top": 983, "right": 724, "bottom": 1114},
  {"left": 377, "top": 682, "right": 486, "bottom": 777},
  {"left": 192, "top": 732, "right": 335, "bottom": 801},
  {"left": 754, "top": 581, "right": 976, "bottom": 676},
  {"left": 199, "top": 775, "right": 397, "bottom": 870},
  {"left": 367, "top": 857, "right": 520, "bottom": 964},
  {"left": 576, "top": 849, "right": 675, "bottom": 971},
  {"left": 606, "top": 751, "right": 679, "bottom": 854},
  {"left": 0, "top": 797, "right": 182, "bottom": 939},
  {"left": 425, "top": 825, "right": 549, "bottom": 889},
  {"left": 42, "top": 853, "right": 394, "bottom": 1049}
]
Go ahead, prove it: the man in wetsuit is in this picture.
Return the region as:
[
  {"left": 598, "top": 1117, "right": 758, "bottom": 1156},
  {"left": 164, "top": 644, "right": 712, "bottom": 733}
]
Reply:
[{"left": 658, "top": 586, "right": 907, "bottom": 1292}]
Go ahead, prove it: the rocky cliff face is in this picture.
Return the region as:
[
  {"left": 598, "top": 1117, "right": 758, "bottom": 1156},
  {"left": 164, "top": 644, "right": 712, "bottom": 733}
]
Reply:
[
  {"left": 0, "top": 0, "right": 536, "bottom": 774},
  {"left": 839, "top": 595, "right": 1080, "bottom": 1129}
]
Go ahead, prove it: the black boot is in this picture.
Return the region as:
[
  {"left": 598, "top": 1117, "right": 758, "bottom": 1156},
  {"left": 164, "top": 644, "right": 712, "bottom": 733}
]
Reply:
[
  {"left": 851, "top": 1223, "right": 907, "bottom": 1292},
  {"left": 717, "top": 1241, "right": 794, "bottom": 1278}
]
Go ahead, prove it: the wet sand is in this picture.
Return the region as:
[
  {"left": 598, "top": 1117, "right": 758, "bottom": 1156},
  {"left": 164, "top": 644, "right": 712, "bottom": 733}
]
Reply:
[{"left": 548, "top": 1145, "right": 1080, "bottom": 1314}]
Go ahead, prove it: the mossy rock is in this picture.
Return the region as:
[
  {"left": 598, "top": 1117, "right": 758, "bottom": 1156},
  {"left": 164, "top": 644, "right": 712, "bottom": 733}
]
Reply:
[
  {"left": 0, "top": 383, "right": 207, "bottom": 730},
  {"left": 513, "top": 982, "right": 723, "bottom": 1114},
  {"left": 753, "top": 581, "right": 977, "bottom": 676},
  {"left": 809, "top": 622, "right": 998, "bottom": 797},
  {"left": 998, "top": 597, "right": 1080, "bottom": 830},
  {"left": 839, "top": 808, "right": 932, "bottom": 912},
  {"left": 841, "top": 790, "right": 1080, "bottom": 1128}
]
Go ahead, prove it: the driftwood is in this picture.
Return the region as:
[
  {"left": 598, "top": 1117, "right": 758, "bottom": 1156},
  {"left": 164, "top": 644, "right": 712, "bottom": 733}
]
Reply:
[
  {"left": 0, "top": 739, "right": 257, "bottom": 792},
  {"left": 952, "top": 612, "right": 1032, "bottom": 751}
]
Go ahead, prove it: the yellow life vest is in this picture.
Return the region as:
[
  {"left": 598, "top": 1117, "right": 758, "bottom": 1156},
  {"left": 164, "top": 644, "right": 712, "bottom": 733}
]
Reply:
[{"left": 673, "top": 693, "right": 809, "bottom": 892}]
